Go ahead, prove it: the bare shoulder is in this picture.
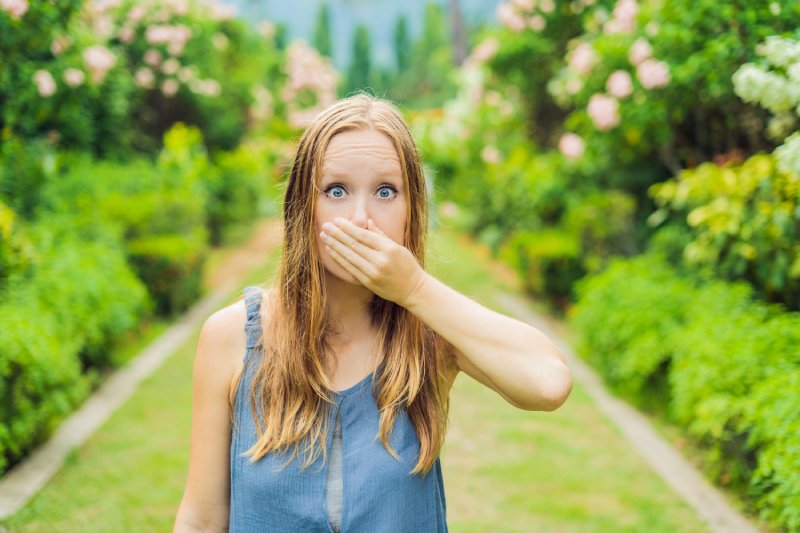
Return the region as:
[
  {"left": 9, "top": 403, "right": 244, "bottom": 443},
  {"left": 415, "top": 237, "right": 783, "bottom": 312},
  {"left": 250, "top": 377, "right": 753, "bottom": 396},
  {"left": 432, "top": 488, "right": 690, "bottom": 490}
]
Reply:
[{"left": 197, "top": 287, "right": 275, "bottom": 399}]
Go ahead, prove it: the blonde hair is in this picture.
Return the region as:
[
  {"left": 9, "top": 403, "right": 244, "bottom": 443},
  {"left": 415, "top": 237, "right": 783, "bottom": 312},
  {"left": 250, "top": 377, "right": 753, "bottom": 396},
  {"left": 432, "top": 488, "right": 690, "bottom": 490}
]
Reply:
[{"left": 229, "top": 93, "right": 457, "bottom": 476}]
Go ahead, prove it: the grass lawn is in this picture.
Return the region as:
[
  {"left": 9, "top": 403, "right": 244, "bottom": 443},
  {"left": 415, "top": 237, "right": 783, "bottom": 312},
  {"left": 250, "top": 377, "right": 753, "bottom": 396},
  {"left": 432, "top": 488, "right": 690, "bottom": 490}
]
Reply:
[{"left": 1, "top": 217, "right": 708, "bottom": 532}]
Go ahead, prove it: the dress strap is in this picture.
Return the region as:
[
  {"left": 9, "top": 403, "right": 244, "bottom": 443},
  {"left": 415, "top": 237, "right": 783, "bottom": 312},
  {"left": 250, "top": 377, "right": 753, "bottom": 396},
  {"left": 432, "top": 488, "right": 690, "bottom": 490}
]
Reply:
[{"left": 243, "top": 285, "right": 264, "bottom": 360}]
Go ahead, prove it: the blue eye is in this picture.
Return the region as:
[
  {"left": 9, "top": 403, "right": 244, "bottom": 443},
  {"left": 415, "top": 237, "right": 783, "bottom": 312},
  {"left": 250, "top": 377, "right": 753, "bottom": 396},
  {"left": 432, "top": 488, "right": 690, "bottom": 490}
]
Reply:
[
  {"left": 326, "top": 185, "right": 346, "bottom": 198},
  {"left": 377, "top": 185, "right": 398, "bottom": 199},
  {"left": 322, "top": 184, "right": 398, "bottom": 200}
]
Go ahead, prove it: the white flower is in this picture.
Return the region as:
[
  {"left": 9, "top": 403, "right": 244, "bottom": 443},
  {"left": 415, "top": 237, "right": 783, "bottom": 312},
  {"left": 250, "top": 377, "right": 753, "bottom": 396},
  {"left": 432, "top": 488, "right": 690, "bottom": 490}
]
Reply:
[{"left": 774, "top": 132, "right": 800, "bottom": 177}]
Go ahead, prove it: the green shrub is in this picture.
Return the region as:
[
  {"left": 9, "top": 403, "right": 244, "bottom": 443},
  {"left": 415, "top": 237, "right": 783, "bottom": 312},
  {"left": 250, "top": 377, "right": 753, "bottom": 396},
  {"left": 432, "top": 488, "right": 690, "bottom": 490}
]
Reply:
[
  {"left": 741, "top": 370, "right": 800, "bottom": 531},
  {"left": 569, "top": 252, "right": 693, "bottom": 407},
  {"left": 127, "top": 230, "right": 207, "bottom": 317},
  {"left": 205, "top": 138, "right": 278, "bottom": 245},
  {"left": 0, "top": 137, "right": 60, "bottom": 220},
  {"left": 570, "top": 252, "right": 800, "bottom": 531},
  {"left": 0, "top": 216, "right": 150, "bottom": 474},
  {"left": 499, "top": 228, "right": 585, "bottom": 311},
  {"left": 668, "top": 281, "right": 798, "bottom": 489}
]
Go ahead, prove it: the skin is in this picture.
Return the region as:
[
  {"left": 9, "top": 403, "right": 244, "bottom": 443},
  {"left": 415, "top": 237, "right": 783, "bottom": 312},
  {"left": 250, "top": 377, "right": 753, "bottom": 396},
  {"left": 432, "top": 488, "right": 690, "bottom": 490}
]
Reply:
[
  {"left": 313, "top": 127, "right": 416, "bottom": 383},
  {"left": 174, "top": 126, "right": 573, "bottom": 533}
]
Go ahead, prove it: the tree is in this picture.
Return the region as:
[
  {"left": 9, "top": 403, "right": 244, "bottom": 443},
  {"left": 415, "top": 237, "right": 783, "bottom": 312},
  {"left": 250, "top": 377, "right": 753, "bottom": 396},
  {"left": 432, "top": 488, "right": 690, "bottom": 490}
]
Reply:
[
  {"left": 393, "top": 14, "right": 410, "bottom": 72},
  {"left": 346, "top": 24, "right": 372, "bottom": 94},
  {"left": 313, "top": 2, "right": 333, "bottom": 58}
]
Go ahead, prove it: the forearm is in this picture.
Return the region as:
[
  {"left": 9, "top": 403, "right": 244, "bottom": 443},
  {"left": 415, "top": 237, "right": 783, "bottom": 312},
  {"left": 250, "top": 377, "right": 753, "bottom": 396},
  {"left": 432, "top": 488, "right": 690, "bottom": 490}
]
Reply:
[{"left": 403, "top": 272, "right": 572, "bottom": 410}]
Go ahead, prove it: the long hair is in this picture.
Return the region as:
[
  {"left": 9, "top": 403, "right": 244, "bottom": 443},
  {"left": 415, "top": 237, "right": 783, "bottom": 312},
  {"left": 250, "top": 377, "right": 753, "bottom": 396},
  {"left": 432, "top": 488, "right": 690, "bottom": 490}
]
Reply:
[{"left": 228, "top": 93, "right": 457, "bottom": 476}]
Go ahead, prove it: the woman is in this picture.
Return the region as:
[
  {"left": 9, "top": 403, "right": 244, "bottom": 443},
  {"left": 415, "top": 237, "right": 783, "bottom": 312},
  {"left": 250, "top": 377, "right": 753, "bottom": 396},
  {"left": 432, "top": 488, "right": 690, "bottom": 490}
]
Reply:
[{"left": 173, "top": 93, "right": 572, "bottom": 533}]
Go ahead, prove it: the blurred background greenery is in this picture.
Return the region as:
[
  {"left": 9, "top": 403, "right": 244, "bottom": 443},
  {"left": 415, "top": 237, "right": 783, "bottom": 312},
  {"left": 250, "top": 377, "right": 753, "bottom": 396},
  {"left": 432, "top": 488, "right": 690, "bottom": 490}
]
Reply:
[{"left": 1, "top": 0, "right": 799, "bottom": 531}]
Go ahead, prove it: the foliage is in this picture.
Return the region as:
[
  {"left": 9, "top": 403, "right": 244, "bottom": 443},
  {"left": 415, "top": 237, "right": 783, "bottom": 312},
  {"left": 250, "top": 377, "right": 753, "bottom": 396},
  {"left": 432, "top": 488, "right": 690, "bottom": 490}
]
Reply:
[
  {"left": 313, "top": 2, "right": 332, "bottom": 58},
  {"left": 345, "top": 24, "right": 372, "bottom": 96},
  {"left": 649, "top": 153, "right": 800, "bottom": 310},
  {"left": 0, "top": 215, "right": 150, "bottom": 474},
  {"left": 570, "top": 252, "right": 800, "bottom": 530},
  {"left": 0, "top": 0, "right": 287, "bottom": 157}
]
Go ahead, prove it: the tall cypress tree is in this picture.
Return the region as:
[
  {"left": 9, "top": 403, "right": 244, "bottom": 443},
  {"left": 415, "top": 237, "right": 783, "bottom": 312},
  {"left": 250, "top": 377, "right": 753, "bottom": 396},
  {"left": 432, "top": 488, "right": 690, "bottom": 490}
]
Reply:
[
  {"left": 347, "top": 24, "right": 371, "bottom": 93},
  {"left": 313, "top": 3, "right": 333, "bottom": 58},
  {"left": 393, "top": 14, "right": 410, "bottom": 73}
]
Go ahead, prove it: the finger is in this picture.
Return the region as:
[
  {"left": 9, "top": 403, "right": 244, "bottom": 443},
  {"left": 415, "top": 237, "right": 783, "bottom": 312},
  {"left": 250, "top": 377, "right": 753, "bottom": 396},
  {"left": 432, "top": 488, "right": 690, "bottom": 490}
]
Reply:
[
  {"left": 323, "top": 231, "right": 377, "bottom": 278},
  {"left": 325, "top": 245, "right": 364, "bottom": 285},
  {"left": 322, "top": 224, "right": 380, "bottom": 262},
  {"left": 368, "top": 218, "right": 388, "bottom": 237},
  {"left": 333, "top": 218, "right": 386, "bottom": 251}
]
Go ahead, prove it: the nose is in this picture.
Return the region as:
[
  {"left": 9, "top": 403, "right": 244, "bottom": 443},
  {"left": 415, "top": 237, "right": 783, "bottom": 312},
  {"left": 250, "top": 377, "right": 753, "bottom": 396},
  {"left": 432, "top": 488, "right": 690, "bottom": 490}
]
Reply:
[{"left": 349, "top": 192, "right": 369, "bottom": 229}]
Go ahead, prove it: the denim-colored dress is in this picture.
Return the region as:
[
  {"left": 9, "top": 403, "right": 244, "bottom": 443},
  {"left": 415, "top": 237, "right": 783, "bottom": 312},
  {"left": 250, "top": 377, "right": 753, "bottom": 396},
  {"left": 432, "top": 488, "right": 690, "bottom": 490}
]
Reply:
[{"left": 229, "top": 286, "right": 448, "bottom": 532}]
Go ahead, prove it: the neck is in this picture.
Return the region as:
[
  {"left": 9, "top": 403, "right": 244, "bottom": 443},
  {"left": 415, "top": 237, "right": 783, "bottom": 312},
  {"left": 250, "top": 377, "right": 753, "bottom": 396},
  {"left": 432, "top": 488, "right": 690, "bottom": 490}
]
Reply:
[{"left": 324, "top": 271, "right": 376, "bottom": 345}]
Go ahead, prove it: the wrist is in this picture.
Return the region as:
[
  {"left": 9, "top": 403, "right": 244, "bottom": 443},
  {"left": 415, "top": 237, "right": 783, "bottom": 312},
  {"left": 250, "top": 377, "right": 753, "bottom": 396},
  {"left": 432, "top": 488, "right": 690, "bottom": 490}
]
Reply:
[{"left": 401, "top": 269, "right": 430, "bottom": 311}]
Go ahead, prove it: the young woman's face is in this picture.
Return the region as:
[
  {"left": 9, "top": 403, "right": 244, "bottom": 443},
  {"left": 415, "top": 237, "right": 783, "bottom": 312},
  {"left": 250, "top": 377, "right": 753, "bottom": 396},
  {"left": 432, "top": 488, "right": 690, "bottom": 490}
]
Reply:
[{"left": 314, "top": 128, "right": 408, "bottom": 284}]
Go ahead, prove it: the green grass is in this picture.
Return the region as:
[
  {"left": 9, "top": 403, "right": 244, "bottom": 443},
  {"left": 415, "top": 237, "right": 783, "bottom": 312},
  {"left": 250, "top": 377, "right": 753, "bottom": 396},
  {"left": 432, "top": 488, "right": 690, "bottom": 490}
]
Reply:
[{"left": 1, "top": 218, "right": 708, "bottom": 532}]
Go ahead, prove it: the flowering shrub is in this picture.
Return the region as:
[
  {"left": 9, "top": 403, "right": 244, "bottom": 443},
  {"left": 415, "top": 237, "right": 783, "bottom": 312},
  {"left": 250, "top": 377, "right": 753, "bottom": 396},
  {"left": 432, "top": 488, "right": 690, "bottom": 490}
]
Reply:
[
  {"left": 548, "top": 0, "right": 799, "bottom": 199},
  {"left": 0, "top": 0, "right": 288, "bottom": 157},
  {"left": 281, "top": 40, "right": 339, "bottom": 129},
  {"left": 733, "top": 35, "right": 800, "bottom": 176},
  {"left": 648, "top": 152, "right": 800, "bottom": 310}
]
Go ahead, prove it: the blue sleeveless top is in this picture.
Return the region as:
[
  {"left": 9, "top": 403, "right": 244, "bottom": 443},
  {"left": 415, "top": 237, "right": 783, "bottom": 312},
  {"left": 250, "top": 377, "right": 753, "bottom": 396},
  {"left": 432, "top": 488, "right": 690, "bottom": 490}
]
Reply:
[{"left": 229, "top": 286, "right": 449, "bottom": 532}]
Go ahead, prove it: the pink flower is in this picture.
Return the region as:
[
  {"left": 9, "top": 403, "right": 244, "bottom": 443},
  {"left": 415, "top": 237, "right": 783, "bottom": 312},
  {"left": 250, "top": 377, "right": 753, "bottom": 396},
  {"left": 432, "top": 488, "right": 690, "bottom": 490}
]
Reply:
[
  {"left": 177, "top": 66, "right": 195, "bottom": 83},
  {"left": 636, "top": 58, "right": 670, "bottom": 89},
  {"left": 0, "top": 0, "right": 28, "bottom": 20},
  {"left": 540, "top": 0, "right": 555, "bottom": 13},
  {"left": 528, "top": 14, "right": 546, "bottom": 31},
  {"left": 83, "top": 45, "right": 116, "bottom": 84},
  {"left": 51, "top": 35, "right": 71, "bottom": 56},
  {"left": 134, "top": 67, "right": 155, "bottom": 88},
  {"left": 566, "top": 78, "right": 582, "bottom": 95},
  {"left": 587, "top": 93, "right": 620, "bottom": 130},
  {"left": 559, "top": 133, "right": 585, "bottom": 159},
  {"left": 440, "top": 201, "right": 459, "bottom": 219},
  {"left": 605, "top": 0, "right": 638, "bottom": 34},
  {"left": 33, "top": 70, "right": 56, "bottom": 97},
  {"left": 569, "top": 42, "right": 598, "bottom": 76},
  {"left": 209, "top": 4, "right": 236, "bottom": 20},
  {"left": 497, "top": 3, "right": 526, "bottom": 32},
  {"left": 628, "top": 38, "right": 652, "bottom": 66},
  {"left": 127, "top": 5, "right": 146, "bottom": 23},
  {"left": 606, "top": 70, "right": 633, "bottom": 98},
  {"left": 118, "top": 26, "right": 135, "bottom": 44},
  {"left": 63, "top": 68, "right": 85, "bottom": 87},
  {"left": 470, "top": 37, "right": 499, "bottom": 64},
  {"left": 511, "top": 0, "right": 533, "bottom": 11},
  {"left": 257, "top": 21, "right": 275, "bottom": 39},
  {"left": 161, "top": 78, "right": 179, "bottom": 96},
  {"left": 144, "top": 49, "right": 162, "bottom": 67},
  {"left": 481, "top": 145, "right": 502, "bottom": 165},
  {"left": 161, "top": 57, "right": 180, "bottom": 75}
]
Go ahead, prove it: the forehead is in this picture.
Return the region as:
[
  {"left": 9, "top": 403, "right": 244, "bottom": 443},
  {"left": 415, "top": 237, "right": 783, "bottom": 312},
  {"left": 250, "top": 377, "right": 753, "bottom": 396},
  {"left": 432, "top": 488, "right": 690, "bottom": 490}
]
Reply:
[{"left": 322, "top": 129, "right": 401, "bottom": 176}]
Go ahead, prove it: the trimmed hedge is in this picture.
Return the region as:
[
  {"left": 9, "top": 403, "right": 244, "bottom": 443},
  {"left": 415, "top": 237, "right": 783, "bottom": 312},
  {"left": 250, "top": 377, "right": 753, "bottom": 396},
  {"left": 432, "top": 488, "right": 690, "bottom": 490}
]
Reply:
[{"left": 569, "top": 252, "right": 800, "bottom": 531}]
